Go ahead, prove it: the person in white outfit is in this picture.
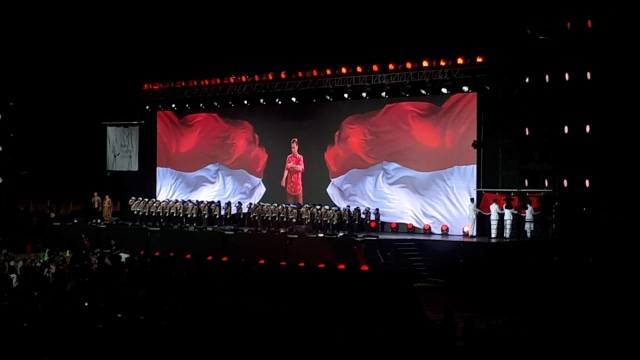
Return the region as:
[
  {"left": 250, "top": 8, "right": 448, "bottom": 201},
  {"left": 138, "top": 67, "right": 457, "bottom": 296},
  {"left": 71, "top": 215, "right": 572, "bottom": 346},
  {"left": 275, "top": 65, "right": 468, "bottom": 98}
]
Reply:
[
  {"left": 503, "top": 202, "right": 519, "bottom": 239},
  {"left": 467, "top": 197, "right": 479, "bottom": 237},
  {"left": 489, "top": 198, "right": 501, "bottom": 238},
  {"left": 522, "top": 199, "right": 539, "bottom": 239}
]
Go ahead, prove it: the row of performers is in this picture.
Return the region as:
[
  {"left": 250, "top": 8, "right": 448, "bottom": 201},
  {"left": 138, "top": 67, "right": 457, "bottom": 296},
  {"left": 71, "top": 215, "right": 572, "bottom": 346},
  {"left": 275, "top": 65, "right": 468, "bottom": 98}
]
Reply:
[{"left": 126, "top": 197, "right": 382, "bottom": 233}]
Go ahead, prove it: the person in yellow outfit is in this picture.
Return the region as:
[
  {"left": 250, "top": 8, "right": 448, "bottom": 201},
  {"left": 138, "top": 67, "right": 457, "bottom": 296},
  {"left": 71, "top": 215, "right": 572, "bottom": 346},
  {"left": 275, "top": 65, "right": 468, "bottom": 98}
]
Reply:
[{"left": 103, "top": 194, "right": 113, "bottom": 222}]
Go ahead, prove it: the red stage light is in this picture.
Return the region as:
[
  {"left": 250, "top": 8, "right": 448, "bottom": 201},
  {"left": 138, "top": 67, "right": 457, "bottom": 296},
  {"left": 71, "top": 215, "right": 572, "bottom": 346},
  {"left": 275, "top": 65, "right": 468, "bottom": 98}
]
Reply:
[
  {"left": 337, "top": 264, "right": 346, "bottom": 270},
  {"left": 154, "top": 251, "right": 160, "bottom": 256},
  {"left": 372, "top": 64, "right": 379, "bottom": 72},
  {"left": 441, "top": 224, "right": 449, "bottom": 234},
  {"left": 298, "top": 262, "right": 305, "bottom": 267},
  {"left": 370, "top": 221, "right": 377, "bottom": 229},
  {"left": 318, "top": 263, "right": 326, "bottom": 268},
  {"left": 169, "top": 252, "right": 174, "bottom": 257},
  {"left": 407, "top": 223, "right": 414, "bottom": 229},
  {"left": 388, "top": 63, "right": 395, "bottom": 70},
  {"left": 280, "top": 261, "right": 287, "bottom": 266},
  {"left": 206, "top": 255, "right": 213, "bottom": 261},
  {"left": 390, "top": 222, "right": 398, "bottom": 229},
  {"left": 221, "top": 256, "right": 228, "bottom": 262},
  {"left": 360, "top": 265, "right": 370, "bottom": 271},
  {"left": 185, "top": 254, "right": 191, "bottom": 259},
  {"left": 258, "top": 259, "right": 265, "bottom": 264},
  {"left": 423, "top": 224, "right": 431, "bottom": 232},
  {"left": 341, "top": 66, "right": 348, "bottom": 74},
  {"left": 462, "top": 225, "right": 470, "bottom": 236}
]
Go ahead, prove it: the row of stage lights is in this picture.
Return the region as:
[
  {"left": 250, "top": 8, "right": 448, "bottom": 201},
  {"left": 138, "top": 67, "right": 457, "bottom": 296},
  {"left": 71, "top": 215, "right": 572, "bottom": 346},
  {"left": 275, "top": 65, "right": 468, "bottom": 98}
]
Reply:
[
  {"left": 148, "top": 80, "right": 475, "bottom": 111},
  {"left": 107, "top": 223, "right": 461, "bottom": 270},
  {"left": 141, "top": 15, "right": 596, "bottom": 93},
  {"left": 144, "top": 76, "right": 481, "bottom": 111},
  {"left": 141, "top": 56, "right": 486, "bottom": 91},
  {"left": 142, "top": 68, "right": 594, "bottom": 112},
  {"left": 370, "top": 221, "right": 452, "bottom": 235},
  {"left": 130, "top": 249, "right": 371, "bottom": 271}
]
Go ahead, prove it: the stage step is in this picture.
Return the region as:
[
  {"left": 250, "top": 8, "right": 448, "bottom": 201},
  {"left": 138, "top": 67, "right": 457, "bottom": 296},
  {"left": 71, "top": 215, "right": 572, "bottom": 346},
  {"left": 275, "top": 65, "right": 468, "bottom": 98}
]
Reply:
[
  {"left": 391, "top": 240, "right": 426, "bottom": 271},
  {"left": 389, "top": 240, "right": 454, "bottom": 285}
]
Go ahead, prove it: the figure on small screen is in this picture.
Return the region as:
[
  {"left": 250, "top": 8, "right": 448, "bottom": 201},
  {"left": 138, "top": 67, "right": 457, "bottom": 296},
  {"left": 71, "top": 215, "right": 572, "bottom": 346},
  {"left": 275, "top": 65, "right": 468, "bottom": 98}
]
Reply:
[{"left": 281, "top": 137, "right": 305, "bottom": 205}]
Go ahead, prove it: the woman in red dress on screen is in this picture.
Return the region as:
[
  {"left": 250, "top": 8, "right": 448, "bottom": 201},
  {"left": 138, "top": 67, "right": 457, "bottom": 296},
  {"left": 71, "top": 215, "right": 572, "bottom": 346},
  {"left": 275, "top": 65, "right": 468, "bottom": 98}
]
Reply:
[{"left": 281, "top": 137, "right": 305, "bottom": 205}]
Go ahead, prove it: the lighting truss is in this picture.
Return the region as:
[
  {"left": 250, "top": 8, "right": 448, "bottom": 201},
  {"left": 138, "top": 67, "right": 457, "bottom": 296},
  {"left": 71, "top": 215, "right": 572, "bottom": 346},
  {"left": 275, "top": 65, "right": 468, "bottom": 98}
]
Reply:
[{"left": 141, "top": 66, "right": 488, "bottom": 104}]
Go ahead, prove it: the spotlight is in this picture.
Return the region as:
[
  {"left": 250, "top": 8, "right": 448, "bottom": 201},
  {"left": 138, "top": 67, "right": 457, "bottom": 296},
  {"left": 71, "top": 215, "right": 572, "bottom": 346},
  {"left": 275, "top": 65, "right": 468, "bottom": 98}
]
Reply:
[
  {"left": 462, "top": 225, "right": 470, "bottom": 237},
  {"left": 406, "top": 223, "right": 415, "bottom": 233},
  {"left": 423, "top": 224, "right": 432, "bottom": 234},
  {"left": 441, "top": 224, "right": 449, "bottom": 235},
  {"left": 390, "top": 222, "right": 398, "bottom": 232},
  {"left": 369, "top": 220, "right": 378, "bottom": 232}
]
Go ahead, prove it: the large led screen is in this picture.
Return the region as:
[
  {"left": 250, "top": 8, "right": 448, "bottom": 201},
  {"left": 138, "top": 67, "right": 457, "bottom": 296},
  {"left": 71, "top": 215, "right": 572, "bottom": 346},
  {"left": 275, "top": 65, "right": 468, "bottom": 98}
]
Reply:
[{"left": 157, "top": 93, "right": 477, "bottom": 235}]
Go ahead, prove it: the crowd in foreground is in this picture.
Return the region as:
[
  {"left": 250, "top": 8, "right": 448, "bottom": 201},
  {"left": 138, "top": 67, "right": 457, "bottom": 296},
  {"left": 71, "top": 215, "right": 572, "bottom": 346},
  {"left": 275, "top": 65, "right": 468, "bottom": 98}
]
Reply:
[
  {"left": 1, "top": 239, "right": 550, "bottom": 357},
  {"left": 0, "top": 205, "right": 614, "bottom": 357}
]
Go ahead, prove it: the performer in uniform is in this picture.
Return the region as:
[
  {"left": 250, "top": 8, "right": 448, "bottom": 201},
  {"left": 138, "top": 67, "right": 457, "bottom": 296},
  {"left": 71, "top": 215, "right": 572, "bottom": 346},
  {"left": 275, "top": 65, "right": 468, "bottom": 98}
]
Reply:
[
  {"left": 468, "top": 197, "right": 479, "bottom": 237},
  {"left": 91, "top": 192, "right": 102, "bottom": 223},
  {"left": 503, "top": 202, "right": 518, "bottom": 239},
  {"left": 102, "top": 194, "right": 113, "bottom": 222},
  {"left": 489, "top": 198, "right": 501, "bottom": 239}
]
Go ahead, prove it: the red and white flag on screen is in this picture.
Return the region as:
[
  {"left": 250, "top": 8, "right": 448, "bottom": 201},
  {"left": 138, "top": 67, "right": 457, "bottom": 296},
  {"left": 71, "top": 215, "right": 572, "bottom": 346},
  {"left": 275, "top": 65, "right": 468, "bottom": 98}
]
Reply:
[
  {"left": 478, "top": 192, "right": 543, "bottom": 215},
  {"left": 156, "top": 111, "right": 268, "bottom": 205},
  {"left": 324, "top": 93, "right": 477, "bottom": 235},
  {"left": 106, "top": 126, "right": 139, "bottom": 171}
]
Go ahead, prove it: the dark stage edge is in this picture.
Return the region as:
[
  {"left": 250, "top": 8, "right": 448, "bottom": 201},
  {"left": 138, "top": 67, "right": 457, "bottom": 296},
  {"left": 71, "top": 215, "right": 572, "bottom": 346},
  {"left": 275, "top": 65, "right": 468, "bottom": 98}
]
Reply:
[{"left": 44, "top": 220, "right": 583, "bottom": 285}]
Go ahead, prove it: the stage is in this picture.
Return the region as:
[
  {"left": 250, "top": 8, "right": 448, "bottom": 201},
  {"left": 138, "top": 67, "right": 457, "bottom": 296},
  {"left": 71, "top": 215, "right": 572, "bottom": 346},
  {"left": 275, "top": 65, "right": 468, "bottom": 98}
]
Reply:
[{"left": 44, "top": 219, "right": 567, "bottom": 285}]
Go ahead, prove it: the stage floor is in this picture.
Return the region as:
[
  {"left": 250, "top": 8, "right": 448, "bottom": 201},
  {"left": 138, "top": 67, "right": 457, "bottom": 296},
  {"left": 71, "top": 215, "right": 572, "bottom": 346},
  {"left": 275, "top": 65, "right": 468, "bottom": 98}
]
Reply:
[
  {"left": 82, "top": 218, "right": 542, "bottom": 243},
  {"left": 47, "top": 220, "right": 557, "bottom": 285}
]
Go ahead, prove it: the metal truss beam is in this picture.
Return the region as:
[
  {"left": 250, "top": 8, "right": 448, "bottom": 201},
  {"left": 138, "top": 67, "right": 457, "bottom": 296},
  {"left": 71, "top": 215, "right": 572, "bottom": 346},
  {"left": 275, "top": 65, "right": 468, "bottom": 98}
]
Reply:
[{"left": 141, "top": 67, "right": 488, "bottom": 102}]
